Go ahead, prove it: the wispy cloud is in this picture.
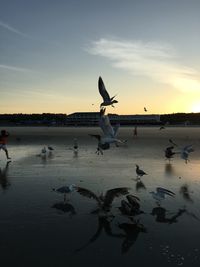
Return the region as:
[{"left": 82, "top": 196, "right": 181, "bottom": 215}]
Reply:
[
  {"left": 0, "top": 64, "right": 33, "bottom": 73},
  {"left": 0, "top": 20, "right": 30, "bottom": 38},
  {"left": 88, "top": 38, "right": 200, "bottom": 93}
]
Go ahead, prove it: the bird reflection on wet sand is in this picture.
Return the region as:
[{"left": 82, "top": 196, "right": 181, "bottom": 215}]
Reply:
[
  {"left": 151, "top": 207, "right": 186, "bottom": 224},
  {"left": 75, "top": 216, "right": 123, "bottom": 252},
  {"left": 0, "top": 161, "right": 11, "bottom": 191},
  {"left": 179, "top": 184, "right": 194, "bottom": 203},
  {"left": 135, "top": 180, "right": 146, "bottom": 191},
  {"left": 118, "top": 220, "right": 147, "bottom": 254},
  {"left": 164, "top": 163, "right": 175, "bottom": 177},
  {"left": 51, "top": 201, "right": 76, "bottom": 215}
]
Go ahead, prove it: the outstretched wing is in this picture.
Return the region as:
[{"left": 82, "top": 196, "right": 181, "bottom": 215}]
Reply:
[
  {"left": 98, "top": 77, "right": 111, "bottom": 102},
  {"left": 183, "top": 145, "right": 194, "bottom": 153},
  {"left": 157, "top": 187, "right": 175, "bottom": 197},
  {"left": 76, "top": 187, "right": 101, "bottom": 205},
  {"left": 103, "top": 187, "right": 130, "bottom": 208}
]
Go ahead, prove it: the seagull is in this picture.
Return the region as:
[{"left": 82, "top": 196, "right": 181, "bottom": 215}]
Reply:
[
  {"left": 41, "top": 146, "right": 47, "bottom": 154},
  {"left": 135, "top": 164, "right": 147, "bottom": 178},
  {"left": 48, "top": 146, "right": 54, "bottom": 151},
  {"left": 119, "top": 195, "right": 143, "bottom": 216},
  {"left": 52, "top": 184, "right": 77, "bottom": 201},
  {"left": 180, "top": 145, "right": 194, "bottom": 163},
  {"left": 159, "top": 126, "right": 165, "bottom": 130},
  {"left": 76, "top": 186, "right": 129, "bottom": 217},
  {"left": 144, "top": 107, "right": 147, "bottom": 112},
  {"left": 165, "top": 146, "right": 176, "bottom": 161},
  {"left": 98, "top": 76, "right": 118, "bottom": 107},
  {"left": 149, "top": 187, "right": 175, "bottom": 204},
  {"left": 90, "top": 108, "right": 126, "bottom": 154}
]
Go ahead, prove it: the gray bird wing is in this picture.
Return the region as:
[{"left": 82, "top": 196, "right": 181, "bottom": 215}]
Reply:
[
  {"left": 98, "top": 77, "right": 111, "bottom": 101},
  {"left": 76, "top": 187, "right": 101, "bottom": 205},
  {"left": 103, "top": 187, "right": 130, "bottom": 208},
  {"left": 157, "top": 187, "right": 175, "bottom": 196}
]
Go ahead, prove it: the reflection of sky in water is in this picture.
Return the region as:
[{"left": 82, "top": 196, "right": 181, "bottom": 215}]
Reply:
[{"left": 0, "top": 127, "right": 200, "bottom": 266}]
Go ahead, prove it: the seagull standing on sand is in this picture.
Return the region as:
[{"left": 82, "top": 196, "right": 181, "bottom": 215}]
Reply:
[
  {"left": 165, "top": 146, "right": 176, "bottom": 161},
  {"left": 150, "top": 187, "right": 175, "bottom": 204},
  {"left": 135, "top": 164, "right": 147, "bottom": 178},
  {"left": 180, "top": 145, "right": 194, "bottom": 163},
  {"left": 52, "top": 184, "right": 77, "bottom": 201},
  {"left": 98, "top": 77, "right": 118, "bottom": 108}
]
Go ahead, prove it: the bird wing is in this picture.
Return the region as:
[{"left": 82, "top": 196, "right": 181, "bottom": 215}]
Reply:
[
  {"left": 157, "top": 187, "right": 175, "bottom": 196},
  {"left": 99, "top": 113, "right": 114, "bottom": 138},
  {"left": 103, "top": 187, "right": 129, "bottom": 208},
  {"left": 183, "top": 145, "right": 194, "bottom": 153},
  {"left": 76, "top": 187, "right": 101, "bottom": 205},
  {"left": 98, "top": 77, "right": 111, "bottom": 101}
]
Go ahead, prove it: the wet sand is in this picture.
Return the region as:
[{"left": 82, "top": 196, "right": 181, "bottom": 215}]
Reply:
[{"left": 0, "top": 127, "right": 200, "bottom": 266}]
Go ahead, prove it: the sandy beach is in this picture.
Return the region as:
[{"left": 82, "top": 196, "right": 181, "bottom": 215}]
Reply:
[{"left": 0, "top": 126, "right": 200, "bottom": 267}]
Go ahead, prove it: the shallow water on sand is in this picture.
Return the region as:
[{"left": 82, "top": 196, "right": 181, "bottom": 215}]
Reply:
[{"left": 0, "top": 127, "right": 200, "bottom": 267}]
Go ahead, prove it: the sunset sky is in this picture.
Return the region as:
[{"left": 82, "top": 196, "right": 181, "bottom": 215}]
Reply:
[{"left": 1, "top": 0, "right": 200, "bottom": 114}]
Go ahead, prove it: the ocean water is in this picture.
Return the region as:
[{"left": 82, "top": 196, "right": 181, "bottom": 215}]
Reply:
[{"left": 0, "top": 127, "right": 200, "bottom": 267}]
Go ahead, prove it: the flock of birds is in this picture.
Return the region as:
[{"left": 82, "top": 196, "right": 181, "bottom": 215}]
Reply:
[{"left": 48, "top": 77, "right": 198, "bottom": 254}]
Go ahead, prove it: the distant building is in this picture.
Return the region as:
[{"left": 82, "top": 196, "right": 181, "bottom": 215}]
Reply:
[{"left": 65, "top": 112, "right": 161, "bottom": 126}]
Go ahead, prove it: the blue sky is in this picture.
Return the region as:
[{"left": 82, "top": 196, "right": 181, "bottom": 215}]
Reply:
[{"left": 1, "top": 0, "right": 200, "bottom": 114}]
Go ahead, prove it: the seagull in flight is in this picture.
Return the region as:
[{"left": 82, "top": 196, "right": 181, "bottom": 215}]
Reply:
[
  {"left": 144, "top": 107, "right": 147, "bottom": 112},
  {"left": 150, "top": 187, "right": 175, "bottom": 204},
  {"left": 90, "top": 108, "right": 126, "bottom": 154},
  {"left": 135, "top": 164, "right": 147, "bottom": 178},
  {"left": 98, "top": 76, "right": 118, "bottom": 108},
  {"left": 76, "top": 186, "right": 130, "bottom": 217}
]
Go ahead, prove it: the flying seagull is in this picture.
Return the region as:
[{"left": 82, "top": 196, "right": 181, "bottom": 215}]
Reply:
[
  {"left": 144, "top": 107, "right": 147, "bottom": 112},
  {"left": 98, "top": 76, "right": 118, "bottom": 107},
  {"left": 90, "top": 108, "right": 126, "bottom": 154},
  {"left": 76, "top": 186, "right": 130, "bottom": 217}
]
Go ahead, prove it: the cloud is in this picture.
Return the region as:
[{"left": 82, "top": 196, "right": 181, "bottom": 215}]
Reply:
[
  {"left": 88, "top": 38, "right": 200, "bottom": 93},
  {"left": 0, "top": 20, "right": 30, "bottom": 38},
  {"left": 0, "top": 64, "right": 32, "bottom": 73}
]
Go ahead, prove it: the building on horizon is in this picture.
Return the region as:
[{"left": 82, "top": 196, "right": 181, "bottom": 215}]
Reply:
[{"left": 65, "top": 112, "right": 161, "bottom": 126}]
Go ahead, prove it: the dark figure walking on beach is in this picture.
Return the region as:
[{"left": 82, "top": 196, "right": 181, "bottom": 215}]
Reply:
[
  {"left": 133, "top": 126, "right": 138, "bottom": 137},
  {"left": 0, "top": 130, "right": 11, "bottom": 160}
]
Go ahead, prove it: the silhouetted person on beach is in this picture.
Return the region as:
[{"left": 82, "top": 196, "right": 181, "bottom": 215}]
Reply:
[
  {"left": 0, "top": 130, "right": 11, "bottom": 160},
  {"left": 133, "top": 126, "right": 138, "bottom": 137}
]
